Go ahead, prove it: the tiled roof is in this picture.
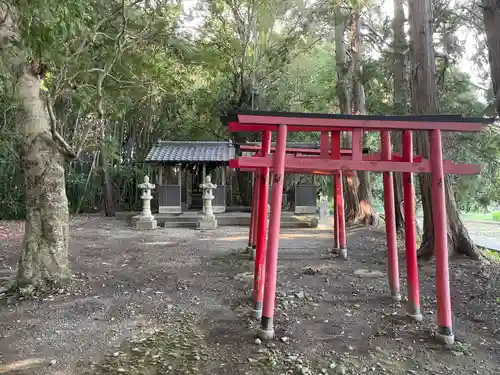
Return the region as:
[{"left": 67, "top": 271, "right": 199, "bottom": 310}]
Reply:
[{"left": 145, "top": 141, "right": 236, "bottom": 163}]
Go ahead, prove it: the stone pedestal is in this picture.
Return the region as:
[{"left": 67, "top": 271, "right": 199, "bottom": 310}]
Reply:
[
  {"left": 197, "top": 176, "right": 217, "bottom": 230},
  {"left": 136, "top": 175, "right": 157, "bottom": 230}
]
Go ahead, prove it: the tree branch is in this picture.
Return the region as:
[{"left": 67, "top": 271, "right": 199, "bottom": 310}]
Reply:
[{"left": 46, "top": 97, "right": 77, "bottom": 159}]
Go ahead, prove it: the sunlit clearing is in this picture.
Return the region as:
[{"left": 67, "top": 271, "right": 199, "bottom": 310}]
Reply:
[
  {"left": 143, "top": 241, "right": 177, "bottom": 246},
  {"left": 218, "top": 233, "right": 330, "bottom": 241},
  {"left": 0, "top": 358, "right": 45, "bottom": 373}
]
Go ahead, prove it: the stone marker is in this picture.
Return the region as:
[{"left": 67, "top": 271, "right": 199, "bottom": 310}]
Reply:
[
  {"left": 197, "top": 175, "right": 217, "bottom": 230},
  {"left": 136, "top": 175, "right": 157, "bottom": 230},
  {"left": 318, "top": 195, "right": 330, "bottom": 219}
]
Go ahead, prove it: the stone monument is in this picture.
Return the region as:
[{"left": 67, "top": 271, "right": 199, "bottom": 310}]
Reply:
[
  {"left": 197, "top": 175, "right": 218, "bottom": 230},
  {"left": 136, "top": 175, "right": 157, "bottom": 230},
  {"left": 318, "top": 195, "right": 330, "bottom": 218}
]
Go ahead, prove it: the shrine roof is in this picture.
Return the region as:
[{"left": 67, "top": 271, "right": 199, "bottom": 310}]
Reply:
[{"left": 145, "top": 141, "right": 236, "bottom": 164}]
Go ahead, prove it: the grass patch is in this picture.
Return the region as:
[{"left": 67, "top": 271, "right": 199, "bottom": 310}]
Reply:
[
  {"left": 481, "top": 248, "right": 500, "bottom": 263},
  {"left": 460, "top": 211, "right": 500, "bottom": 222}
]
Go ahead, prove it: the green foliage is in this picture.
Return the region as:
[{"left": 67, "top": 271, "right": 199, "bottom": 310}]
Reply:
[
  {"left": 492, "top": 211, "right": 500, "bottom": 221},
  {"left": 0, "top": 0, "right": 498, "bottom": 219}
]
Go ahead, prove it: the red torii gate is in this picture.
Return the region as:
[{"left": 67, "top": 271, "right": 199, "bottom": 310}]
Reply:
[
  {"left": 225, "top": 110, "right": 491, "bottom": 346},
  {"left": 241, "top": 142, "right": 361, "bottom": 257}
]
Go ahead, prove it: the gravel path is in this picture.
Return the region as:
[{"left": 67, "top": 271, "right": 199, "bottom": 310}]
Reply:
[{"left": 0, "top": 217, "right": 499, "bottom": 375}]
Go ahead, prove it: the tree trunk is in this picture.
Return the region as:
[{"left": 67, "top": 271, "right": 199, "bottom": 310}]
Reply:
[
  {"left": 334, "top": 12, "right": 350, "bottom": 115},
  {"left": 348, "top": 9, "right": 375, "bottom": 225},
  {"left": 0, "top": 6, "right": 71, "bottom": 293},
  {"left": 334, "top": 10, "right": 362, "bottom": 225},
  {"left": 99, "top": 127, "right": 114, "bottom": 216},
  {"left": 17, "top": 71, "right": 71, "bottom": 293},
  {"left": 96, "top": 79, "right": 115, "bottom": 217},
  {"left": 482, "top": 0, "right": 500, "bottom": 115},
  {"left": 391, "top": 0, "right": 407, "bottom": 231},
  {"left": 409, "top": 0, "right": 481, "bottom": 259}
]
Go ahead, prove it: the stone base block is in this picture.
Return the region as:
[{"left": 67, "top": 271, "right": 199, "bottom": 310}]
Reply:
[
  {"left": 197, "top": 219, "right": 218, "bottom": 230},
  {"left": 136, "top": 219, "right": 157, "bottom": 230},
  {"left": 295, "top": 206, "right": 317, "bottom": 214},
  {"left": 159, "top": 206, "right": 182, "bottom": 214}
]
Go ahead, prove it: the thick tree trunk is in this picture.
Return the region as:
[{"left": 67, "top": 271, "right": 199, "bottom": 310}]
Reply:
[
  {"left": 409, "top": 0, "right": 481, "bottom": 259},
  {"left": 334, "top": 11, "right": 361, "bottom": 225},
  {"left": 0, "top": 6, "right": 71, "bottom": 294},
  {"left": 17, "top": 72, "right": 71, "bottom": 292},
  {"left": 482, "top": 0, "right": 500, "bottom": 115},
  {"left": 334, "top": 13, "right": 350, "bottom": 114},
  {"left": 391, "top": 0, "right": 407, "bottom": 231},
  {"left": 348, "top": 9, "right": 375, "bottom": 225}
]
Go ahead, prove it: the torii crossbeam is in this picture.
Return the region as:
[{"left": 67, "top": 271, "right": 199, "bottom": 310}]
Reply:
[{"left": 224, "top": 110, "right": 492, "bottom": 346}]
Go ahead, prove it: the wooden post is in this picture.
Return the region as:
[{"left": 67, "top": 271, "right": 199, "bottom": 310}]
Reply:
[
  {"left": 158, "top": 166, "right": 163, "bottom": 185},
  {"left": 381, "top": 130, "right": 401, "bottom": 301},
  {"left": 259, "top": 124, "right": 287, "bottom": 340},
  {"left": 252, "top": 130, "right": 272, "bottom": 319},
  {"left": 402, "top": 130, "right": 422, "bottom": 321},
  {"left": 221, "top": 167, "right": 226, "bottom": 185},
  {"left": 247, "top": 172, "right": 258, "bottom": 252},
  {"left": 429, "top": 129, "right": 454, "bottom": 345},
  {"left": 331, "top": 131, "right": 346, "bottom": 259},
  {"left": 251, "top": 174, "right": 260, "bottom": 257}
]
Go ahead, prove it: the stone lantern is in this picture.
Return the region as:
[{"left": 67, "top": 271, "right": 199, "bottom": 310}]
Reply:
[
  {"left": 136, "top": 175, "right": 157, "bottom": 230},
  {"left": 197, "top": 175, "right": 218, "bottom": 230}
]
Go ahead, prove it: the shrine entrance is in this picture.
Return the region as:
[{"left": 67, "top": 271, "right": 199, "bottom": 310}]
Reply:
[{"left": 225, "top": 110, "right": 492, "bottom": 346}]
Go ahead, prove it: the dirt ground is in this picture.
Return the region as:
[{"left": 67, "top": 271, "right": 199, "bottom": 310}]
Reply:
[{"left": 0, "top": 216, "right": 499, "bottom": 375}]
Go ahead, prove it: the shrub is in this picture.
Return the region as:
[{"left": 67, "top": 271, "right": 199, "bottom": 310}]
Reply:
[{"left": 491, "top": 211, "right": 500, "bottom": 221}]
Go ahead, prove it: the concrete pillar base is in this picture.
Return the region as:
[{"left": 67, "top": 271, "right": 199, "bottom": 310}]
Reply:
[
  {"left": 136, "top": 219, "right": 157, "bottom": 230},
  {"left": 197, "top": 218, "right": 217, "bottom": 230},
  {"left": 407, "top": 312, "right": 423, "bottom": 322},
  {"left": 339, "top": 248, "right": 348, "bottom": 260},
  {"left": 391, "top": 293, "right": 402, "bottom": 302},
  {"left": 436, "top": 331, "right": 454, "bottom": 346},
  {"left": 250, "top": 248, "right": 256, "bottom": 260},
  {"left": 251, "top": 309, "right": 262, "bottom": 320},
  {"left": 258, "top": 327, "right": 275, "bottom": 341}
]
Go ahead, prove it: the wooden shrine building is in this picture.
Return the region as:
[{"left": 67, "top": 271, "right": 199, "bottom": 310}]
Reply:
[
  {"left": 145, "top": 141, "right": 235, "bottom": 213},
  {"left": 145, "top": 140, "right": 319, "bottom": 214}
]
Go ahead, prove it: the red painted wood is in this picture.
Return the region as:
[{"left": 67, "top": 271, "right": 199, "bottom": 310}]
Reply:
[
  {"left": 235, "top": 115, "right": 484, "bottom": 132},
  {"left": 230, "top": 156, "right": 481, "bottom": 175},
  {"left": 239, "top": 144, "right": 354, "bottom": 155},
  {"left": 429, "top": 129, "right": 453, "bottom": 337},
  {"left": 381, "top": 130, "right": 400, "bottom": 300},
  {"left": 253, "top": 130, "right": 271, "bottom": 314},
  {"left": 248, "top": 172, "right": 258, "bottom": 248},
  {"left": 320, "top": 132, "right": 330, "bottom": 157},
  {"left": 402, "top": 130, "right": 421, "bottom": 319},
  {"left": 261, "top": 124, "right": 288, "bottom": 333},
  {"left": 352, "top": 129, "right": 363, "bottom": 160},
  {"left": 333, "top": 175, "right": 339, "bottom": 250},
  {"left": 335, "top": 170, "right": 346, "bottom": 254}
]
